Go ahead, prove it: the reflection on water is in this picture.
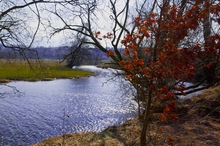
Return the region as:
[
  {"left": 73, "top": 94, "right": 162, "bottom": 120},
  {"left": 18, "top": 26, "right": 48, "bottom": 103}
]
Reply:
[
  {"left": 178, "top": 82, "right": 204, "bottom": 98},
  {"left": 0, "top": 66, "right": 137, "bottom": 146}
]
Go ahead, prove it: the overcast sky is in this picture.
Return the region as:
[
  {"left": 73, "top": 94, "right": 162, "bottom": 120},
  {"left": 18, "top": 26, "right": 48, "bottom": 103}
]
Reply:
[
  {"left": 5, "top": 0, "right": 219, "bottom": 48},
  {"left": 0, "top": 0, "right": 155, "bottom": 47},
  {"left": 25, "top": 0, "right": 139, "bottom": 47}
]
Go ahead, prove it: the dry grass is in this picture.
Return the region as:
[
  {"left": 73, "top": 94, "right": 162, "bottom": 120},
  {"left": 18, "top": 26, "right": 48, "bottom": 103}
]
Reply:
[{"left": 32, "top": 85, "right": 220, "bottom": 146}]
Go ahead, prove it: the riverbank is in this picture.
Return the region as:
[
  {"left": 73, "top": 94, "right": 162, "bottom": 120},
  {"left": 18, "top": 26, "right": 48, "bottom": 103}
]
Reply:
[
  {"left": 0, "top": 59, "right": 94, "bottom": 83},
  {"left": 33, "top": 85, "right": 220, "bottom": 146}
]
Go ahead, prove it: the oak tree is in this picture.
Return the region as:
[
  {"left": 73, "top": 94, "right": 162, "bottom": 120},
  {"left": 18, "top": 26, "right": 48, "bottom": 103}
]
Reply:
[{"left": 44, "top": 0, "right": 219, "bottom": 145}]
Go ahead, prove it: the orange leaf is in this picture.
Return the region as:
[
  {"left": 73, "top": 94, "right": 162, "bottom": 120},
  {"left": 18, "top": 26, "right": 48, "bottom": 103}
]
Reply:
[
  {"left": 134, "top": 16, "right": 141, "bottom": 26},
  {"left": 144, "top": 32, "right": 150, "bottom": 38},
  {"left": 124, "top": 49, "right": 130, "bottom": 55},
  {"left": 168, "top": 101, "right": 175, "bottom": 109},
  {"left": 106, "top": 50, "right": 114, "bottom": 57},
  {"left": 125, "top": 64, "right": 133, "bottom": 72},
  {"left": 149, "top": 18, "right": 156, "bottom": 23},
  {"left": 162, "top": 86, "right": 168, "bottom": 92},
  {"left": 163, "top": 107, "right": 170, "bottom": 114},
  {"left": 140, "top": 26, "right": 147, "bottom": 32},
  {"left": 160, "top": 113, "right": 167, "bottom": 123},
  {"left": 143, "top": 66, "right": 150, "bottom": 74},
  {"left": 170, "top": 113, "right": 178, "bottom": 121},
  {"left": 167, "top": 135, "right": 174, "bottom": 142},
  {"left": 137, "top": 59, "right": 144, "bottom": 66},
  {"left": 95, "top": 31, "right": 102, "bottom": 40}
]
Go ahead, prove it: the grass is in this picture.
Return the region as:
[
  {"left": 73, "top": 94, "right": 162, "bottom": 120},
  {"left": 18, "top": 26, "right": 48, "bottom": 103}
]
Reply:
[
  {"left": 32, "top": 85, "right": 220, "bottom": 146},
  {"left": 0, "top": 59, "right": 94, "bottom": 82}
]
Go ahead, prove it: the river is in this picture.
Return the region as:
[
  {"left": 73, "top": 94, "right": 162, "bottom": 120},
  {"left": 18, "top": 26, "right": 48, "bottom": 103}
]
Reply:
[{"left": 0, "top": 66, "right": 138, "bottom": 146}]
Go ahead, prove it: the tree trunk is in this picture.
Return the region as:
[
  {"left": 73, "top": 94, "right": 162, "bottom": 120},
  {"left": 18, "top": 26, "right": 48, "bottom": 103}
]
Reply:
[
  {"left": 202, "top": 1, "right": 216, "bottom": 85},
  {"left": 140, "top": 91, "right": 152, "bottom": 146}
]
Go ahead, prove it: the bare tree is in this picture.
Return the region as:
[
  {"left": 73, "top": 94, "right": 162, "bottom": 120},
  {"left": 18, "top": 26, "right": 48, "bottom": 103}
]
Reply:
[
  {"left": 0, "top": 1, "right": 55, "bottom": 67},
  {"left": 63, "top": 36, "right": 92, "bottom": 67},
  {"left": 0, "top": 0, "right": 66, "bottom": 60},
  {"left": 45, "top": 0, "right": 134, "bottom": 62}
]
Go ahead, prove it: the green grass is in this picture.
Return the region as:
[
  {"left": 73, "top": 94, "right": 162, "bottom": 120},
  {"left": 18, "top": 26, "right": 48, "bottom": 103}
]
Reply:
[{"left": 0, "top": 59, "right": 93, "bottom": 82}]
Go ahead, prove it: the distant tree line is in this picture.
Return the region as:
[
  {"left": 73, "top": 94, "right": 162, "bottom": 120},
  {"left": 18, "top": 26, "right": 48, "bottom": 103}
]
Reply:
[{"left": 0, "top": 44, "right": 110, "bottom": 66}]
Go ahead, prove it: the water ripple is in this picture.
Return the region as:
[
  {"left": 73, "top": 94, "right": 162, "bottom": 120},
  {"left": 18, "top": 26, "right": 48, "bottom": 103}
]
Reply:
[{"left": 0, "top": 66, "right": 137, "bottom": 146}]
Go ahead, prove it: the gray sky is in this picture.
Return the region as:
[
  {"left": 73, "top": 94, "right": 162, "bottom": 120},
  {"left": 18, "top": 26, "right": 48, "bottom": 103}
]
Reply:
[
  {"left": 1, "top": 0, "right": 153, "bottom": 47},
  {"left": 27, "top": 0, "right": 138, "bottom": 47}
]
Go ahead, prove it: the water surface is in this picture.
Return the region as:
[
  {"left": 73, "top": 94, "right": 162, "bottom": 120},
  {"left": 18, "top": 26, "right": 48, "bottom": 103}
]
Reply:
[{"left": 0, "top": 66, "right": 137, "bottom": 146}]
